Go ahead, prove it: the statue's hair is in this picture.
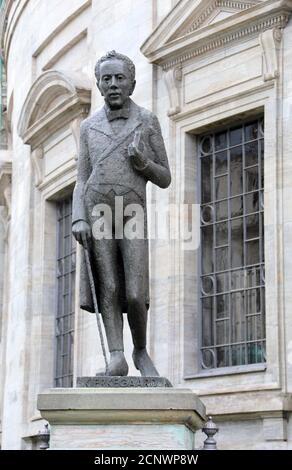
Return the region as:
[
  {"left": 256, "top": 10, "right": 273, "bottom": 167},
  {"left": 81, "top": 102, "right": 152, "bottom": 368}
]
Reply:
[{"left": 95, "top": 50, "right": 136, "bottom": 83}]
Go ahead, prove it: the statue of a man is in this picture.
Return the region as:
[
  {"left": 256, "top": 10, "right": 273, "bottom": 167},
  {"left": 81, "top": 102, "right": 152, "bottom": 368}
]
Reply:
[{"left": 72, "top": 51, "right": 171, "bottom": 377}]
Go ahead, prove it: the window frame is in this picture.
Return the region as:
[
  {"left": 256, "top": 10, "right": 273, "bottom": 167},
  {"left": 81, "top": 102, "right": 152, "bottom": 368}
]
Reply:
[
  {"left": 176, "top": 87, "right": 282, "bottom": 395},
  {"left": 54, "top": 195, "right": 76, "bottom": 388},
  {"left": 197, "top": 115, "right": 266, "bottom": 371}
]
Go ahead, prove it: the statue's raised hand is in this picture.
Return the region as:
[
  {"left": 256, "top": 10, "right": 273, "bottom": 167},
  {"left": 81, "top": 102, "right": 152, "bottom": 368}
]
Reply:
[
  {"left": 72, "top": 220, "right": 91, "bottom": 245},
  {"left": 128, "top": 130, "right": 148, "bottom": 170}
]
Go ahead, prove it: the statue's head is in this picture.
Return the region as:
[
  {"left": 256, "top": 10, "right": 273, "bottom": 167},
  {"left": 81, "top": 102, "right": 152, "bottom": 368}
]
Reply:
[{"left": 95, "top": 51, "right": 136, "bottom": 110}]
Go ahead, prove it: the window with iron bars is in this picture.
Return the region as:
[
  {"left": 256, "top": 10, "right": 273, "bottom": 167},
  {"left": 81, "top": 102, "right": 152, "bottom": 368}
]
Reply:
[
  {"left": 55, "top": 196, "right": 76, "bottom": 387},
  {"left": 199, "top": 116, "right": 266, "bottom": 369}
]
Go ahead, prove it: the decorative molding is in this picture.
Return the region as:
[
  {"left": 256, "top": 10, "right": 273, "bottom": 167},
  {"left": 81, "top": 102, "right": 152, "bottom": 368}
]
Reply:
[
  {"left": 0, "top": 206, "right": 9, "bottom": 240},
  {"left": 3, "top": 182, "right": 11, "bottom": 217},
  {"left": 17, "top": 70, "right": 90, "bottom": 189},
  {"left": 141, "top": 0, "right": 292, "bottom": 70},
  {"left": 259, "top": 27, "right": 283, "bottom": 81},
  {"left": 18, "top": 70, "right": 91, "bottom": 149},
  {"left": 0, "top": 1, "right": 15, "bottom": 50},
  {"left": 184, "top": 0, "right": 259, "bottom": 36},
  {"left": 31, "top": 146, "right": 44, "bottom": 187},
  {"left": 32, "top": 1, "right": 91, "bottom": 58},
  {"left": 162, "top": 13, "right": 289, "bottom": 71},
  {"left": 163, "top": 66, "right": 183, "bottom": 117},
  {"left": 42, "top": 29, "right": 87, "bottom": 72},
  {"left": 37, "top": 160, "right": 77, "bottom": 193},
  {"left": 0, "top": 159, "right": 12, "bottom": 207},
  {"left": 169, "top": 80, "right": 273, "bottom": 123},
  {"left": 0, "top": 0, "right": 29, "bottom": 64},
  {"left": 2, "top": 183, "right": 11, "bottom": 239},
  {"left": 70, "top": 111, "right": 89, "bottom": 160},
  {"left": 0, "top": 157, "right": 12, "bottom": 239},
  {"left": 1, "top": 0, "right": 92, "bottom": 64}
]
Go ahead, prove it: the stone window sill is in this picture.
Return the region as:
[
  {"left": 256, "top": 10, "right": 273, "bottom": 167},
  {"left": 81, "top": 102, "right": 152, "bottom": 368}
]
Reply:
[{"left": 184, "top": 363, "right": 266, "bottom": 380}]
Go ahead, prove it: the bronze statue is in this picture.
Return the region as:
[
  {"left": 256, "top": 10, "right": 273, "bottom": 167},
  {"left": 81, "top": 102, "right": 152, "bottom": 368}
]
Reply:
[{"left": 72, "top": 51, "right": 171, "bottom": 376}]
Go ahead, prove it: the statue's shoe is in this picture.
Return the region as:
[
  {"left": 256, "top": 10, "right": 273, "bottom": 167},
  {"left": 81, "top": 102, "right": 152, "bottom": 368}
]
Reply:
[
  {"left": 107, "top": 350, "right": 129, "bottom": 376},
  {"left": 133, "top": 348, "right": 160, "bottom": 377}
]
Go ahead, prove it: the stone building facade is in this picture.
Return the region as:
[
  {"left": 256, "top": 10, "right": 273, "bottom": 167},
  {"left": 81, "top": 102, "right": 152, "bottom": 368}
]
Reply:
[{"left": 0, "top": 0, "right": 292, "bottom": 450}]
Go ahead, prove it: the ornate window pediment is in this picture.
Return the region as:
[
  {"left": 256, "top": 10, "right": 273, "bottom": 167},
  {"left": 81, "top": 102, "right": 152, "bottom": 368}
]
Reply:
[
  {"left": 141, "top": 0, "right": 292, "bottom": 69},
  {"left": 17, "top": 70, "right": 91, "bottom": 188},
  {"left": 17, "top": 70, "right": 91, "bottom": 149},
  {"left": 169, "top": 0, "right": 261, "bottom": 40}
]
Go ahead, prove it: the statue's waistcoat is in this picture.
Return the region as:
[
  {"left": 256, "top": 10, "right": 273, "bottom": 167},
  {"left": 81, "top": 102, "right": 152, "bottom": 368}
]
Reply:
[
  {"left": 86, "top": 130, "right": 146, "bottom": 201},
  {"left": 86, "top": 110, "right": 149, "bottom": 201}
]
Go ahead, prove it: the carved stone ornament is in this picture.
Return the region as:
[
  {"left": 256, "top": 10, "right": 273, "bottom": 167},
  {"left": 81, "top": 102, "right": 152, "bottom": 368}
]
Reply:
[
  {"left": 182, "top": 0, "right": 261, "bottom": 37},
  {"left": 31, "top": 147, "right": 44, "bottom": 188},
  {"left": 0, "top": 158, "right": 12, "bottom": 239},
  {"left": 141, "top": 0, "right": 292, "bottom": 70},
  {"left": 70, "top": 116, "right": 87, "bottom": 161},
  {"left": 163, "top": 65, "right": 183, "bottom": 117},
  {"left": 259, "top": 27, "right": 283, "bottom": 81},
  {"left": 17, "top": 70, "right": 91, "bottom": 186}
]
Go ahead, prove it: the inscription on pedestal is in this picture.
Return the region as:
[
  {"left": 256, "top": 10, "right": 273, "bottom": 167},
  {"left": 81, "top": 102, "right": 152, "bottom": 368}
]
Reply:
[{"left": 77, "top": 376, "right": 173, "bottom": 388}]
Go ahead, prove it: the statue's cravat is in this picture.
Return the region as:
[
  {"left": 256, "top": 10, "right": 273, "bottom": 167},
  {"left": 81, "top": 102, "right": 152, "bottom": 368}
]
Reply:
[{"left": 105, "top": 107, "right": 130, "bottom": 122}]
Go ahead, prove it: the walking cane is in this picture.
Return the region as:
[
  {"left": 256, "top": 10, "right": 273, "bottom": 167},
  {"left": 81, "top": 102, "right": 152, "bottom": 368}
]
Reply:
[{"left": 82, "top": 234, "right": 109, "bottom": 375}]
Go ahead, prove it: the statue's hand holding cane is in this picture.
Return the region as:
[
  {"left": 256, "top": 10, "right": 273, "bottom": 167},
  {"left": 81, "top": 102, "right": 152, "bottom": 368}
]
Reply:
[
  {"left": 72, "top": 220, "right": 91, "bottom": 246},
  {"left": 128, "top": 130, "right": 148, "bottom": 170}
]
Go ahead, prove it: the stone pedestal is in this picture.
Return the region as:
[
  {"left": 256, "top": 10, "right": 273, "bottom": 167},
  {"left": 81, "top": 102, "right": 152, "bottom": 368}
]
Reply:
[{"left": 37, "top": 388, "right": 206, "bottom": 450}]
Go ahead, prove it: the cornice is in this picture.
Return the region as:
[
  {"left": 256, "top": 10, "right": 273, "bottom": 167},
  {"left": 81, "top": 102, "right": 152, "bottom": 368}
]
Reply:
[
  {"left": 184, "top": 0, "right": 260, "bottom": 36},
  {"left": 141, "top": 0, "right": 292, "bottom": 70},
  {"left": 1, "top": 0, "right": 91, "bottom": 64},
  {"left": 168, "top": 80, "right": 273, "bottom": 123},
  {"left": 23, "top": 95, "right": 90, "bottom": 150},
  {"left": 163, "top": 11, "right": 289, "bottom": 70}
]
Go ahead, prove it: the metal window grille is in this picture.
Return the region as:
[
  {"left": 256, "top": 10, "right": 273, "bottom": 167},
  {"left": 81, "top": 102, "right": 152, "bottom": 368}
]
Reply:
[
  {"left": 55, "top": 196, "right": 76, "bottom": 387},
  {"left": 199, "top": 117, "right": 265, "bottom": 369}
]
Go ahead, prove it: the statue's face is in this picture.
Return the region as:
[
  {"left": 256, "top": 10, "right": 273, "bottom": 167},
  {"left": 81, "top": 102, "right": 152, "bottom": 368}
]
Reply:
[{"left": 98, "top": 59, "right": 135, "bottom": 109}]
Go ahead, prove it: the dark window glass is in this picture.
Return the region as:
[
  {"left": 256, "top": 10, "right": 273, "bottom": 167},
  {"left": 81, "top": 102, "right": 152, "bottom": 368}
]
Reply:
[
  {"left": 199, "top": 117, "right": 265, "bottom": 369},
  {"left": 55, "top": 196, "right": 76, "bottom": 387}
]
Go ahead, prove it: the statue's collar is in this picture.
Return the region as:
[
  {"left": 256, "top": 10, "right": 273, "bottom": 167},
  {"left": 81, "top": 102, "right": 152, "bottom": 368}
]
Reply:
[
  {"left": 90, "top": 100, "right": 142, "bottom": 139},
  {"left": 104, "top": 101, "right": 130, "bottom": 122}
]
